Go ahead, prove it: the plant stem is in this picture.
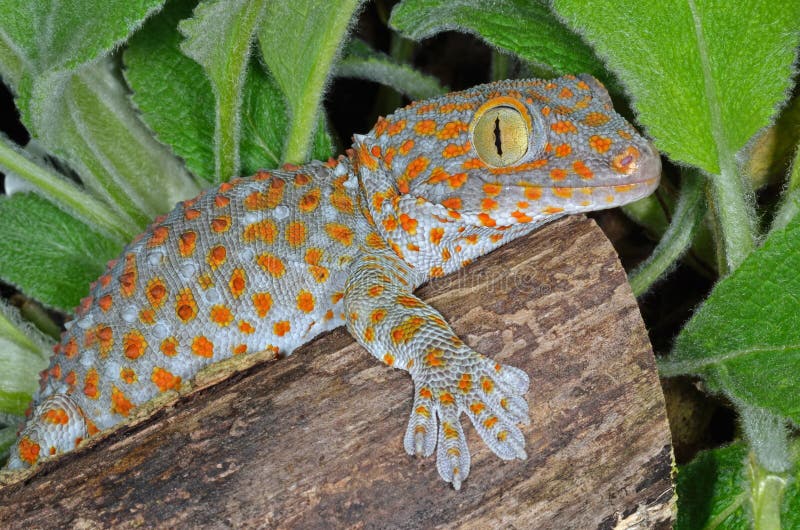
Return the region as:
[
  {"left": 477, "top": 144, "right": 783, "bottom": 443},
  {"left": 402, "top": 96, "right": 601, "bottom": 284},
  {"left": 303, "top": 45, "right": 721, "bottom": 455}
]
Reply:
[
  {"left": 707, "top": 164, "right": 756, "bottom": 275},
  {"left": 770, "top": 143, "right": 800, "bottom": 233},
  {"left": 628, "top": 170, "right": 705, "bottom": 296},
  {"left": 0, "top": 138, "right": 133, "bottom": 242}
]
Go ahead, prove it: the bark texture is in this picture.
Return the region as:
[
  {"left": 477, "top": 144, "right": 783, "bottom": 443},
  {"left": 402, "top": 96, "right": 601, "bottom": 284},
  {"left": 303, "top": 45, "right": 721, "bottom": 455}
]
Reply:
[{"left": 0, "top": 215, "right": 674, "bottom": 529}]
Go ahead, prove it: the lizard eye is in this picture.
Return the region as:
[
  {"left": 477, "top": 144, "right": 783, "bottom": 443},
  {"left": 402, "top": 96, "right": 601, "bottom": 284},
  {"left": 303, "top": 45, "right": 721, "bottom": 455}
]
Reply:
[{"left": 471, "top": 105, "right": 530, "bottom": 167}]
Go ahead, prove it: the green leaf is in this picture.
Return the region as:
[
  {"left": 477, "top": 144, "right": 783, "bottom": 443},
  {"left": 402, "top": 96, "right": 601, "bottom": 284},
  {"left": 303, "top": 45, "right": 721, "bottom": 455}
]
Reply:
[
  {"left": 551, "top": 0, "right": 800, "bottom": 271},
  {"left": 30, "top": 60, "right": 199, "bottom": 227},
  {"left": 0, "top": 0, "right": 165, "bottom": 98},
  {"left": 124, "top": 0, "right": 331, "bottom": 180},
  {"left": 676, "top": 443, "right": 750, "bottom": 530},
  {"left": 179, "top": 0, "right": 267, "bottom": 182},
  {"left": 661, "top": 213, "right": 800, "bottom": 423},
  {"left": 257, "top": 0, "right": 365, "bottom": 163},
  {"left": 336, "top": 39, "right": 446, "bottom": 100},
  {"left": 0, "top": 193, "right": 121, "bottom": 312},
  {"left": 389, "top": 0, "right": 607, "bottom": 82},
  {"left": 0, "top": 299, "right": 52, "bottom": 418}
]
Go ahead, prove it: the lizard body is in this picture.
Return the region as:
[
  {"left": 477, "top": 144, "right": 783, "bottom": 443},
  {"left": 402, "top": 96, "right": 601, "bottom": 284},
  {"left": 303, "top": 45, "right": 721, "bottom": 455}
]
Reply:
[{"left": 6, "top": 75, "right": 660, "bottom": 489}]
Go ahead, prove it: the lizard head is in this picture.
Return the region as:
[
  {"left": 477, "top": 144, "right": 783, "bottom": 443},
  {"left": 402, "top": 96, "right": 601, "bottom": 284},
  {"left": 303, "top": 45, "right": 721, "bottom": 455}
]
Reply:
[{"left": 354, "top": 74, "right": 660, "bottom": 229}]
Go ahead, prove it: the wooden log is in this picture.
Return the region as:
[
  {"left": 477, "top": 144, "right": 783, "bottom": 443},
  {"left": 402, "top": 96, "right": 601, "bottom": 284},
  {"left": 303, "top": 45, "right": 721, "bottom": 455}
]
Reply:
[{"left": 0, "top": 215, "right": 674, "bottom": 529}]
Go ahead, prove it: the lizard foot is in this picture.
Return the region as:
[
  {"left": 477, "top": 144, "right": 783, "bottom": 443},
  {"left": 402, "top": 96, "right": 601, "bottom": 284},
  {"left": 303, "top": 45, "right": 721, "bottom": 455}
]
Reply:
[{"left": 403, "top": 349, "right": 530, "bottom": 489}]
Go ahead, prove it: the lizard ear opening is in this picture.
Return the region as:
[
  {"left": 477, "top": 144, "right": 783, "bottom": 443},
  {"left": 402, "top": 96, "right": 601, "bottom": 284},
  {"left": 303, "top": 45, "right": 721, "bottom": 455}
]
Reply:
[{"left": 470, "top": 97, "right": 532, "bottom": 168}]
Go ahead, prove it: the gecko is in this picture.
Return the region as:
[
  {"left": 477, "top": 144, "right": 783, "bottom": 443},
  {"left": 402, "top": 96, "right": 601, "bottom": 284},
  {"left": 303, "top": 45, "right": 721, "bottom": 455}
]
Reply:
[{"left": 5, "top": 74, "right": 660, "bottom": 490}]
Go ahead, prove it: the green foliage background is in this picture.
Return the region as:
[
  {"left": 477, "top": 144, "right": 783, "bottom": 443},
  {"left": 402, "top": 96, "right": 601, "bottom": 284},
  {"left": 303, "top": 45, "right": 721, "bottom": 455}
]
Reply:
[{"left": 0, "top": 0, "right": 798, "bottom": 527}]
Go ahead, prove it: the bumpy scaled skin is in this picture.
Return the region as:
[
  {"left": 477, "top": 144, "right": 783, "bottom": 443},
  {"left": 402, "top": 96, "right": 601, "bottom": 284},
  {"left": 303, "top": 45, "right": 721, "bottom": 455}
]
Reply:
[{"left": 7, "top": 75, "right": 660, "bottom": 489}]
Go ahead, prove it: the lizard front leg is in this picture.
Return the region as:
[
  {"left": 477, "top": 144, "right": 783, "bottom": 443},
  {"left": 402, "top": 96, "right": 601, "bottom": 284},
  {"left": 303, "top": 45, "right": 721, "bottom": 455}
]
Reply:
[{"left": 344, "top": 248, "right": 529, "bottom": 489}]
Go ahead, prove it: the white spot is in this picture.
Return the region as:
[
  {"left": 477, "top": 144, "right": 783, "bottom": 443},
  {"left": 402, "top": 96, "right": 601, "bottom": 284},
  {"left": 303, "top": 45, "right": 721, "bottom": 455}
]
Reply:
[
  {"left": 147, "top": 251, "right": 164, "bottom": 266},
  {"left": 64, "top": 319, "right": 74, "bottom": 330},
  {"left": 274, "top": 205, "right": 290, "bottom": 219},
  {"left": 333, "top": 163, "right": 349, "bottom": 177},
  {"left": 239, "top": 247, "right": 254, "bottom": 261},
  {"left": 75, "top": 314, "right": 94, "bottom": 329},
  {"left": 244, "top": 211, "right": 263, "bottom": 225},
  {"left": 152, "top": 322, "right": 170, "bottom": 339},
  {"left": 382, "top": 201, "right": 394, "bottom": 214},
  {"left": 180, "top": 261, "right": 197, "bottom": 279},
  {"left": 122, "top": 305, "right": 138, "bottom": 323},
  {"left": 205, "top": 288, "right": 221, "bottom": 303}
]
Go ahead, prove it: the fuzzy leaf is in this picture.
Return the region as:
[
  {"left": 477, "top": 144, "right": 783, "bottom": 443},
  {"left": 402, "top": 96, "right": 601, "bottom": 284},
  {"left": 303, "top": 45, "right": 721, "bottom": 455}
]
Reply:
[
  {"left": 337, "top": 39, "right": 446, "bottom": 100},
  {"left": 551, "top": 0, "right": 800, "bottom": 175},
  {"left": 662, "top": 214, "right": 800, "bottom": 423},
  {"left": 124, "top": 0, "right": 331, "bottom": 180},
  {"left": 389, "top": 0, "right": 607, "bottom": 81},
  {"left": 257, "top": 0, "right": 365, "bottom": 163},
  {"left": 0, "top": 193, "right": 121, "bottom": 312},
  {"left": 0, "top": 299, "right": 52, "bottom": 418},
  {"left": 179, "top": 0, "right": 267, "bottom": 182},
  {"left": 0, "top": 0, "right": 165, "bottom": 99}
]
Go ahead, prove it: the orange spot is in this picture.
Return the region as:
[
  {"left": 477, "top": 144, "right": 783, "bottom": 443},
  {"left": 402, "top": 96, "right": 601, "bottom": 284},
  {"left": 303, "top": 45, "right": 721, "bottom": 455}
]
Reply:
[
  {"left": 257, "top": 253, "right": 285, "bottom": 278},
  {"left": 387, "top": 119, "right": 406, "bottom": 136},
  {"left": 424, "top": 348, "right": 445, "bottom": 367},
  {"left": 229, "top": 268, "right": 246, "bottom": 298},
  {"left": 543, "top": 206, "right": 565, "bottom": 214},
  {"left": 309, "top": 265, "right": 330, "bottom": 283},
  {"left": 371, "top": 308, "right": 387, "bottom": 323},
  {"left": 583, "top": 112, "right": 610, "bottom": 126},
  {"left": 242, "top": 220, "right": 277, "bottom": 244},
  {"left": 553, "top": 187, "right": 573, "bottom": 199},
  {"left": 184, "top": 208, "right": 201, "bottom": 221},
  {"left": 160, "top": 337, "right": 178, "bottom": 357},
  {"left": 439, "top": 392, "right": 455, "bottom": 406},
  {"left": 367, "top": 284, "right": 384, "bottom": 297},
  {"left": 589, "top": 135, "right": 612, "bottom": 153},
  {"left": 573, "top": 160, "right": 594, "bottom": 179},
  {"left": 146, "top": 277, "right": 167, "bottom": 309},
  {"left": 457, "top": 373, "right": 472, "bottom": 393},
  {"left": 214, "top": 194, "right": 230, "bottom": 208},
  {"left": 204, "top": 245, "right": 226, "bottom": 270},
  {"left": 286, "top": 221, "right": 307, "bottom": 247},
  {"left": 120, "top": 367, "right": 137, "bottom": 384},
  {"left": 191, "top": 336, "right": 214, "bottom": 358},
  {"left": 383, "top": 353, "right": 395, "bottom": 366},
  {"left": 477, "top": 213, "right": 496, "bottom": 227},
  {"left": 179, "top": 231, "right": 197, "bottom": 257},
  {"left": 305, "top": 247, "right": 324, "bottom": 265},
  {"left": 462, "top": 157, "right": 485, "bottom": 170},
  {"left": 363, "top": 327, "right": 375, "bottom": 342},
  {"left": 244, "top": 178, "right": 285, "bottom": 210},
  {"left": 612, "top": 146, "right": 640, "bottom": 174},
  {"left": 325, "top": 223, "right": 354, "bottom": 246},
  {"left": 234, "top": 344, "right": 248, "bottom": 355},
  {"left": 239, "top": 321, "right": 255, "bottom": 334},
  {"left": 111, "top": 386, "right": 134, "bottom": 417},
  {"left": 119, "top": 254, "right": 137, "bottom": 298},
  {"left": 176, "top": 288, "right": 198, "bottom": 322},
  {"left": 210, "top": 305, "right": 234, "bottom": 326},
  {"left": 429, "top": 227, "right": 444, "bottom": 245},
  {"left": 442, "top": 141, "right": 471, "bottom": 159},
  {"left": 399, "top": 213, "right": 418, "bottom": 235},
  {"left": 414, "top": 120, "right": 437, "bottom": 135},
  {"left": 559, "top": 87, "right": 574, "bottom": 99},
  {"left": 436, "top": 121, "right": 468, "bottom": 139},
  {"left": 391, "top": 316, "right": 425, "bottom": 344},
  {"left": 555, "top": 143, "right": 572, "bottom": 157},
  {"left": 399, "top": 139, "right": 415, "bottom": 155},
  {"left": 97, "top": 294, "right": 113, "bottom": 312},
  {"left": 211, "top": 215, "right": 231, "bottom": 233},
  {"left": 481, "top": 198, "right": 498, "bottom": 211},
  {"left": 152, "top": 366, "right": 181, "bottom": 392},
  {"left": 330, "top": 192, "right": 355, "bottom": 214},
  {"left": 148, "top": 225, "right": 169, "bottom": 247},
  {"left": 550, "top": 120, "right": 577, "bottom": 134},
  {"left": 252, "top": 292, "right": 273, "bottom": 318},
  {"left": 43, "top": 407, "right": 69, "bottom": 425},
  {"left": 470, "top": 402, "right": 486, "bottom": 415},
  {"left": 481, "top": 376, "right": 494, "bottom": 393},
  {"left": 511, "top": 210, "right": 533, "bottom": 223},
  {"left": 273, "top": 321, "right": 291, "bottom": 336},
  {"left": 419, "top": 387, "right": 433, "bottom": 399},
  {"left": 299, "top": 188, "right": 321, "bottom": 213},
  {"left": 483, "top": 416, "right": 498, "bottom": 429},
  {"left": 18, "top": 437, "right": 40, "bottom": 465},
  {"left": 296, "top": 290, "right": 315, "bottom": 313},
  {"left": 123, "top": 330, "right": 147, "bottom": 360}
]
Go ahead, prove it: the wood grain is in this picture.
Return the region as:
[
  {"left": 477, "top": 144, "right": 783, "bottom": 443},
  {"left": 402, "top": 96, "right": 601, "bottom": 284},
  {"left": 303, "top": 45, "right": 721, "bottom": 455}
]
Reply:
[{"left": 0, "top": 215, "right": 674, "bottom": 529}]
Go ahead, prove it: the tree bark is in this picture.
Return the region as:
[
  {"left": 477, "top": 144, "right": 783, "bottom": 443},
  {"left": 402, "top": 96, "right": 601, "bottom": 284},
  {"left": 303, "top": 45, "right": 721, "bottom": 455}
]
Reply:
[{"left": 0, "top": 215, "right": 674, "bottom": 529}]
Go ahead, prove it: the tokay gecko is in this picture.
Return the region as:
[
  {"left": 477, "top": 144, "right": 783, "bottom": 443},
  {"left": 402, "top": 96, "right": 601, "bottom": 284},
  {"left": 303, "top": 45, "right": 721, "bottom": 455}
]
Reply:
[{"left": 7, "top": 75, "right": 660, "bottom": 490}]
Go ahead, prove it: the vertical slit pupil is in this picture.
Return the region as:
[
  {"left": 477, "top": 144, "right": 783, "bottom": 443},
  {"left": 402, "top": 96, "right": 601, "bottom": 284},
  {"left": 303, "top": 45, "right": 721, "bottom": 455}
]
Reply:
[{"left": 493, "top": 116, "right": 503, "bottom": 156}]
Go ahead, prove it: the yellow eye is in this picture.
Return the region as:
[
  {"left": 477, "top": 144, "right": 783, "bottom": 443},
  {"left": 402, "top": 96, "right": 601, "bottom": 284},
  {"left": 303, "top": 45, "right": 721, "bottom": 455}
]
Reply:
[{"left": 471, "top": 105, "right": 530, "bottom": 167}]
